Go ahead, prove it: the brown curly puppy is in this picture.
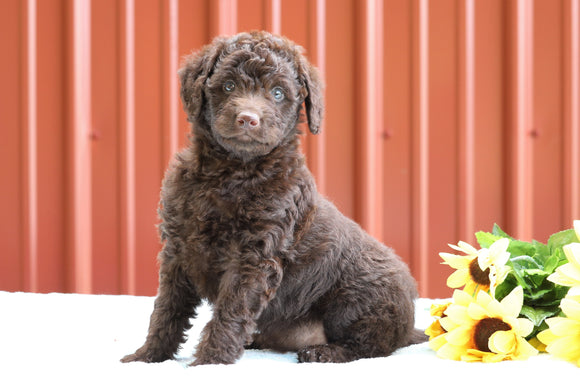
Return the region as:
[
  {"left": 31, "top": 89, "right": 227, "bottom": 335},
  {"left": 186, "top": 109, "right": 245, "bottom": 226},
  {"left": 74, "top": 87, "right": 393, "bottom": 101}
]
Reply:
[{"left": 121, "top": 31, "right": 426, "bottom": 366}]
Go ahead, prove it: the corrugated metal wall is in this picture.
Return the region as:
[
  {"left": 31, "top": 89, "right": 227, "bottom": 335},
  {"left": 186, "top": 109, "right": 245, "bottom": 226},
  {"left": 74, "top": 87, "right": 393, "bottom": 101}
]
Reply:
[{"left": 1, "top": 0, "right": 579, "bottom": 298}]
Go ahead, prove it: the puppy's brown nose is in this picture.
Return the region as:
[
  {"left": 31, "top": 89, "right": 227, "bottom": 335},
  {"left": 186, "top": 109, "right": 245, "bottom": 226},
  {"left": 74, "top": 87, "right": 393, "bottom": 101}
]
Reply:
[{"left": 236, "top": 111, "right": 260, "bottom": 129}]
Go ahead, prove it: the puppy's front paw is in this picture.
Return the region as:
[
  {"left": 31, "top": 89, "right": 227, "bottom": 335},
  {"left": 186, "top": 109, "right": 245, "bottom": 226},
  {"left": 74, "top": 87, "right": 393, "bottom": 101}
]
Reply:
[
  {"left": 190, "top": 352, "right": 237, "bottom": 367},
  {"left": 120, "top": 353, "right": 145, "bottom": 363},
  {"left": 120, "top": 347, "right": 171, "bottom": 364}
]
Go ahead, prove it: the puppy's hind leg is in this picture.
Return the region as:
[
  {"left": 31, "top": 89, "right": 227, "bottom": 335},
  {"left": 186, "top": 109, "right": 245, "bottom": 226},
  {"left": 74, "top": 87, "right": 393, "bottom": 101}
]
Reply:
[
  {"left": 298, "top": 295, "right": 417, "bottom": 363},
  {"left": 121, "top": 259, "right": 201, "bottom": 363},
  {"left": 297, "top": 314, "right": 404, "bottom": 363}
]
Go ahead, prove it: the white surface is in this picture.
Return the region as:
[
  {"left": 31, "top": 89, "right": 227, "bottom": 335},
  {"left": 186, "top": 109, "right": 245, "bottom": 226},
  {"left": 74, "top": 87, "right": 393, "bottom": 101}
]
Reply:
[{"left": 0, "top": 291, "right": 577, "bottom": 386}]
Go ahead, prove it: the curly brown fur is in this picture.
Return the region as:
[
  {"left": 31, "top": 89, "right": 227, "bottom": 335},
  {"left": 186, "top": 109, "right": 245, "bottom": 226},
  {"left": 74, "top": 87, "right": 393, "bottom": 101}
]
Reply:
[{"left": 121, "top": 31, "right": 426, "bottom": 367}]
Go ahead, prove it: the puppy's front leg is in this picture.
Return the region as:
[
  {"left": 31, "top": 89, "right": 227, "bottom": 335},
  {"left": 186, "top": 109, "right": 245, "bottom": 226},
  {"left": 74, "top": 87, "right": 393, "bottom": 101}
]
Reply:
[
  {"left": 121, "top": 258, "right": 201, "bottom": 363},
  {"left": 192, "top": 257, "right": 283, "bottom": 366}
]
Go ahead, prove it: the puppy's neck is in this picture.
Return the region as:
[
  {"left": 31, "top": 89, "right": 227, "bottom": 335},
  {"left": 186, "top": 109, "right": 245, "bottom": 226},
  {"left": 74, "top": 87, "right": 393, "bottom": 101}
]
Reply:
[{"left": 191, "top": 132, "right": 305, "bottom": 179}]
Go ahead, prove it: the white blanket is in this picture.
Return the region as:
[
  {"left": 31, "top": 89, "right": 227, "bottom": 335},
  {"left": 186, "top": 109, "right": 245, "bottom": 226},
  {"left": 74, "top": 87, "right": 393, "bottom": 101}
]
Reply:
[{"left": 1, "top": 291, "right": 576, "bottom": 386}]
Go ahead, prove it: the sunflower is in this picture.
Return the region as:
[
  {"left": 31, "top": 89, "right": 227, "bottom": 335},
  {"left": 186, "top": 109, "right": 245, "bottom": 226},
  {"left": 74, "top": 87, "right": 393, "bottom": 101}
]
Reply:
[
  {"left": 440, "top": 238, "right": 510, "bottom": 296},
  {"left": 547, "top": 243, "right": 580, "bottom": 290},
  {"left": 537, "top": 294, "right": 580, "bottom": 366},
  {"left": 432, "top": 287, "right": 538, "bottom": 362},
  {"left": 425, "top": 302, "right": 451, "bottom": 343}
]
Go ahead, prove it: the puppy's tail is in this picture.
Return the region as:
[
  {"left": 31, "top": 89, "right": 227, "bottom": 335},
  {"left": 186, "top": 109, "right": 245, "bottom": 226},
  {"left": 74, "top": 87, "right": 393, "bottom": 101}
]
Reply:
[{"left": 406, "top": 328, "right": 429, "bottom": 345}]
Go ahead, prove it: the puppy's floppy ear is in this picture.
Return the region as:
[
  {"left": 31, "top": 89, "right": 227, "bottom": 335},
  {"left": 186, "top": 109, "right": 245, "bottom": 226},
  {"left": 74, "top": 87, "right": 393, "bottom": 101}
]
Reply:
[
  {"left": 178, "top": 40, "right": 223, "bottom": 124},
  {"left": 298, "top": 59, "right": 324, "bottom": 134}
]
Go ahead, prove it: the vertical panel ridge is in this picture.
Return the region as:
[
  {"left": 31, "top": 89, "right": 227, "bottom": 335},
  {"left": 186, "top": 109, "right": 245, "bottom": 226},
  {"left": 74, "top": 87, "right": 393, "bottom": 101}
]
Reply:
[
  {"left": 120, "top": 0, "right": 136, "bottom": 295},
  {"left": 266, "top": 0, "right": 281, "bottom": 34},
  {"left": 163, "top": 0, "right": 179, "bottom": 164},
  {"left": 458, "top": 0, "right": 476, "bottom": 243},
  {"left": 67, "top": 0, "right": 93, "bottom": 294},
  {"left": 307, "top": 0, "right": 327, "bottom": 194},
  {"left": 354, "top": 0, "right": 384, "bottom": 241},
  {"left": 567, "top": 0, "right": 580, "bottom": 220},
  {"left": 22, "top": 0, "right": 39, "bottom": 292},
  {"left": 513, "top": 0, "right": 534, "bottom": 240},
  {"left": 412, "top": 0, "right": 430, "bottom": 296},
  {"left": 210, "top": 0, "right": 238, "bottom": 36}
]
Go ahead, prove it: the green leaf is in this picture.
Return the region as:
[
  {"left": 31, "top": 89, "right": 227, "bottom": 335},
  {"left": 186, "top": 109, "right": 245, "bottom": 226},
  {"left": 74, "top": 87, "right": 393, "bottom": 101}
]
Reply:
[
  {"left": 492, "top": 224, "right": 512, "bottom": 239},
  {"left": 523, "top": 286, "right": 552, "bottom": 302},
  {"left": 510, "top": 255, "right": 542, "bottom": 271},
  {"left": 506, "top": 240, "right": 537, "bottom": 259},
  {"left": 532, "top": 240, "right": 550, "bottom": 259},
  {"left": 520, "top": 305, "right": 560, "bottom": 327},
  {"left": 543, "top": 253, "right": 559, "bottom": 274},
  {"left": 476, "top": 231, "right": 502, "bottom": 249},
  {"left": 548, "top": 229, "right": 579, "bottom": 253},
  {"left": 494, "top": 276, "right": 518, "bottom": 302}
]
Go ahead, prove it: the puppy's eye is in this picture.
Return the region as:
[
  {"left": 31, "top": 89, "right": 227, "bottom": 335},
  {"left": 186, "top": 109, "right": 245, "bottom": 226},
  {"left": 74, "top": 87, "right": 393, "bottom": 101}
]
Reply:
[
  {"left": 223, "top": 80, "right": 236, "bottom": 93},
  {"left": 271, "top": 86, "right": 285, "bottom": 102}
]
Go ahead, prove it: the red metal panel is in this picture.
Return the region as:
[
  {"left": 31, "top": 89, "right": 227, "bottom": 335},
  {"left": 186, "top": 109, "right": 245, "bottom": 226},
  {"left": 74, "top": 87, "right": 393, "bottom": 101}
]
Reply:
[
  {"left": 504, "top": 0, "right": 535, "bottom": 242},
  {"left": 563, "top": 0, "right": 580, "bottom": 222},
  {"left": 383, "top": 0, "right": 412, "bottom": 266},
  {"left": 411, "top": 0, "right": 431, "bottom": 296},
  {"left": 532, "top": 0, "right": 564, "bottom": 241},
  {"left": 355, "top": 0, "right": 384, "bottom": 242},
  {"left": 0, "top": 0, "right": 25, "bottom": 291},
  {"left": 2, "top": 0, "right": 579, "bottom": 298},
  {"left": 64, "top": 0, "right": 93, "bottom": 294},
  {"left": 36, "top": 0, "right": 67, "bottom": 293},
  {"left": 324, "top": 0, "right": 356, "bottom": 219},
  {"left": 23, "top": 0, "right": 38, "bottom": 293},
  {"left": 471, "top": 0, "right": 504, "bottom": 237}
]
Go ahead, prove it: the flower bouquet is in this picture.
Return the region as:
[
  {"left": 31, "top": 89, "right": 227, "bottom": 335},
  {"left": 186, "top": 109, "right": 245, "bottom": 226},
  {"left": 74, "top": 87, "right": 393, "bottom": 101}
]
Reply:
[{"left": 426, "top": 221, "right": 580, "bottom": 365}]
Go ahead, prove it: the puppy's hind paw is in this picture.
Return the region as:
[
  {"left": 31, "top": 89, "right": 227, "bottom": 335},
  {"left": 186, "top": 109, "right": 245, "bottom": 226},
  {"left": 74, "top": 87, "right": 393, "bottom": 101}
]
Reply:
[
  {"left": 120, "top": 353, "right": 143, "bottom": 363},
  {"left": 297, "top": 344, "right": 356, "bottom": 363}
]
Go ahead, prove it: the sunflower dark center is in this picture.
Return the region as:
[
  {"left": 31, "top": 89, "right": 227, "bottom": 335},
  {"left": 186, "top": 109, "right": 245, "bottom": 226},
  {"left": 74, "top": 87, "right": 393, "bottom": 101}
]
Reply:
[
  {"left": 469, "top": 258, "right": 491, "bottom": 286},
  {"left": 473, "top": 317, "right": 511, "bottom": 352}
]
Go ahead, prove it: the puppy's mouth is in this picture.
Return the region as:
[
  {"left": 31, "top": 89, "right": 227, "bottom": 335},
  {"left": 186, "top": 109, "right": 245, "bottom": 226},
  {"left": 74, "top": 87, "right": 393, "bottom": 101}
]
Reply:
[{"left": 221, "top": 131, "right": 267, "bottom": 144}]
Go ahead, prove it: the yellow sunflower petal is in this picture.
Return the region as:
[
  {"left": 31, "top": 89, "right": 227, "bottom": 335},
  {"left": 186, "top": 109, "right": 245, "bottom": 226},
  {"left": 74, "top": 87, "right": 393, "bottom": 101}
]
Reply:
[
  {"left": 437, "top": 343, "right": 463, "bottom": 361},
  {"left": 561, "top": 297, "right": 580, "bottom": 320},
  {"left": 430, "top": 302, "right": 451, "bottom": 317},
  {"left": 547, "top": 318, "right": 580, "bottom": 337},
  {"left": 499, "top": 286, "right": 524, "bottom": 318},
  {"left": 439, "top": 253, "right": 471, "bottom": 269},
  {"left": 455, "top": 241, "right": 479, "bottom": 255},
  {"left": 461, "top": 350, "right": 487, "bottom": 362},
  {"left": 445, "top": 326, "right": 472, "bottom": 346},
  {"left": 425, "top": 320, "right": 446, "bottom": 339},
  {"left": 444, "top": 305, "right": 469, "bottom": 325},
  {"left": 563, "top": 243, "right": 580, "bottom": 267},
  {"left": 514, "top": 337, "right": 539, "bottom": 359},
  {"left": 428, "top": 332, "right": 448, "bottom": 351},
  {"left": 475, "top": 289, "right": 493, "bottom": 307},
  {"left": 447, "top": 269, "right": 469, "bottom": 288},
  {"left": 546, "top": 336, "right": 580, "bottom": 361},
  {"left": 467, "top": 302, "right": 488, "bottom": 321},
  {"left": 514, "top": 317, "right": 534, "bottom": 337},
  {"left": 488, "top": 330, "right": 516, "bottom": 354},
  {"left": 439, "top": 316, "right": 460, "bottom": 332},
  {"left": 489, "top": 238, "right": 510, "bottom": 258},
  {"left": 548, "top": 270, "right": 579, "bottom": 287},
  {"left": 537, "top": 327, "right": 558, "bottom": 346},
  {"left": 452, "top": 289, "right": 472, "bottom": 304}
]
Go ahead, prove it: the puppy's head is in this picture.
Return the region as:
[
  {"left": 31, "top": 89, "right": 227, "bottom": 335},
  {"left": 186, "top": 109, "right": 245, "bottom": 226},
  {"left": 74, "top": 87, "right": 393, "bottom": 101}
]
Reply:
[{"left": 179, "top": 31, "right": 323, "bottom": 160}]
